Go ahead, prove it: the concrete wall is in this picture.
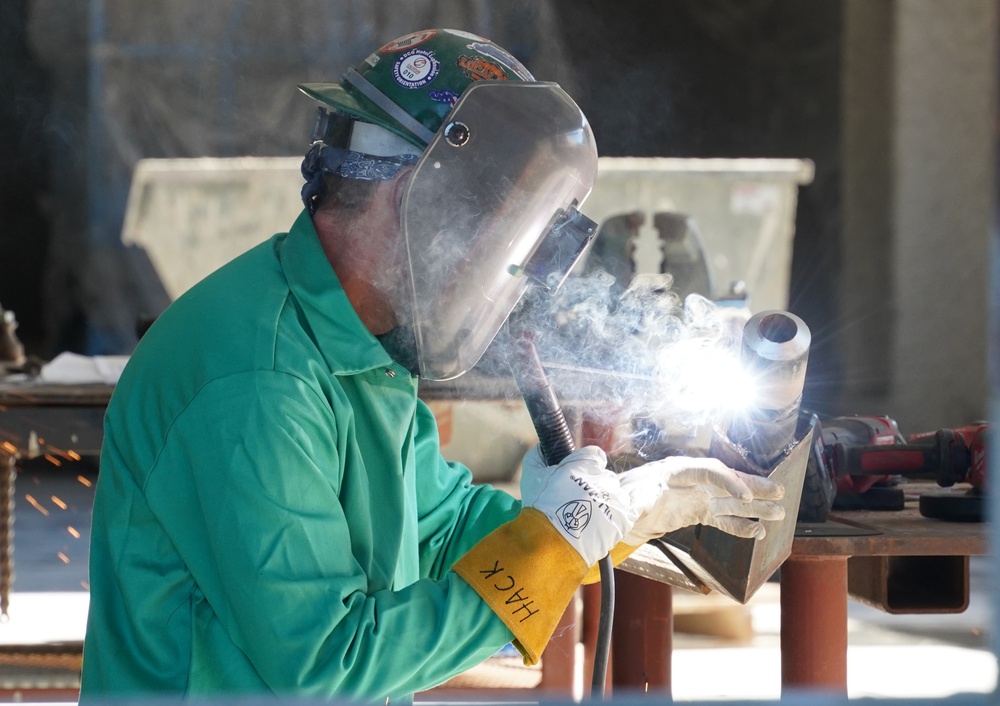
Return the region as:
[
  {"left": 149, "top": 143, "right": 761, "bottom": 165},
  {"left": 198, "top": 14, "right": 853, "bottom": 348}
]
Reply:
[{"left": 841, "top": 0, "right": 997, "bottom": 432}]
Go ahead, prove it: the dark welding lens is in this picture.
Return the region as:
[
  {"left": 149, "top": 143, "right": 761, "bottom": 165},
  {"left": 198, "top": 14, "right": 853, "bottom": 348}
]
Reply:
[
  {"left": 444, "top": 121, "right": 471, "bottom": 147},
  {"left": 523, "top": 204, "right": 598, "bottom": 291}
]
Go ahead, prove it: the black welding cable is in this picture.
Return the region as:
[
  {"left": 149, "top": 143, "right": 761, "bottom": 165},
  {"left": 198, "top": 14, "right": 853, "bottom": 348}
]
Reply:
[
  {"left": 509, "top": 332, "right": 613, "bottom": 698},
  {"left": 592, "top": 555, "right": 614, "bottom": 697}
]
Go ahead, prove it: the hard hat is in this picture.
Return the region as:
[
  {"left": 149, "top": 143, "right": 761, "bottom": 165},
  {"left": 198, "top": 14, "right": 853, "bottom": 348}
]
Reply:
[{"left": 299, "top": 29, "right": 535, "bottom": 151}]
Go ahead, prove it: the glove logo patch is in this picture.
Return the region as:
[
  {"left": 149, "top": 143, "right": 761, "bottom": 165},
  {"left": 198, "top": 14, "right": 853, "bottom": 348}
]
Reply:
[{"left": 556, "top": 499, "right": 593, "bottom": 538}]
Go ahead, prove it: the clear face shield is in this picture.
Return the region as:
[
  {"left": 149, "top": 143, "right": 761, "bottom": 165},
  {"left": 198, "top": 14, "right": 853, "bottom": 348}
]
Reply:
[{"left": 401, "top": 82, "right": 599, "bottom": 380}]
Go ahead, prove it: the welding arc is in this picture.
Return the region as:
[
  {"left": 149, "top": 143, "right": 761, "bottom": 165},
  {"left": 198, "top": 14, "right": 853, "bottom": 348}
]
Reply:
[{"left": 509, "top": 332, "right": 614, "bottom": 699}]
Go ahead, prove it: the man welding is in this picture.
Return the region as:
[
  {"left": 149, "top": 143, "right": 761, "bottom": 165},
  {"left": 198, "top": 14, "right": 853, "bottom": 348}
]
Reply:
[{"left": 81, "top": 29, "right": 785, "bottom": 703}]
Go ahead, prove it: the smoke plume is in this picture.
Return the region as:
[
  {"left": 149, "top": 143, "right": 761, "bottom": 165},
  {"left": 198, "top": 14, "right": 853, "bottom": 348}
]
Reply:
[{"left": 486, "top": 269, "right": 751, "bottom": 459}]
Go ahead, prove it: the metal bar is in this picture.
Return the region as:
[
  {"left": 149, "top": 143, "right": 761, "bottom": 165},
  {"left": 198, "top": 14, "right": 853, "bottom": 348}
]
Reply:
[
  {"left": 848, "top": 554, "right": 970, "bottom": 613},
  {"left": 780, "top": 556, "right": 848, "bottom": 695},
  {"left": 611, "top": 570, "right": 672, "bottom": 696}
]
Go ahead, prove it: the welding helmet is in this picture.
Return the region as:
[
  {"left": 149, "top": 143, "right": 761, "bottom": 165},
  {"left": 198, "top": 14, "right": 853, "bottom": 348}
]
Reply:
[{"left": 299, "top": 29, "right": 599, "bottom": 380}]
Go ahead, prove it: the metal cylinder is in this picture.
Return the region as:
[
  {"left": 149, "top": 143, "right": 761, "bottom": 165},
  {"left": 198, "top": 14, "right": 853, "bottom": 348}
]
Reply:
[
  {"left": 727, "top": 310, "right": 811, "bottom": 468},
  {"left": 780, "top": 556, "right": 849, "bottom": 693},
  {"left": 611, "top": 570, "right": 672, "bottom": 695}
]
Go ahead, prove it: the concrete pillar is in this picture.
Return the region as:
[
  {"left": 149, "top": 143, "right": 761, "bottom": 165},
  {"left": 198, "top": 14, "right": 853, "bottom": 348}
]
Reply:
[
  {"left": 841, "top": 0, "right": 896, "bottom": 406},
  {"left": 892, "top": 0, "right": 997, "bottom": 431},
  {"left": 841, "top": 0, "right": 997, "bottom": 432}
]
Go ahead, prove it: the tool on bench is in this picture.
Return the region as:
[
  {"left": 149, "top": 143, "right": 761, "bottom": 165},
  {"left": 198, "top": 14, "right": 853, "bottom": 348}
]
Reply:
[
  {"left": 798, "top": 415, "right": 903, "bottom": 521},
  {"left": 845, "top": 421, "right": 987, "bottom": 522},
  {"left": 798, "top": 415, "right": 989, "bottom": 522}
]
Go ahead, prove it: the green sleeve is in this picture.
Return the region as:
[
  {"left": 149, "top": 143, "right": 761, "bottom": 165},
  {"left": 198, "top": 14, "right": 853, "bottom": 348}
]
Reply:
[
  {"left": 144, "top": 372, "right": 511, "bottom": 700},
  {"left": 411, "top": 400, "right": 521, "bottom": 581}
]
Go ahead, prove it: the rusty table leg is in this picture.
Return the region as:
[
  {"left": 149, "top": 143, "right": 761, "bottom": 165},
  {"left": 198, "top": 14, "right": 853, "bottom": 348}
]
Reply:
[
  {"left": 780, "top": 555, "right": 848, "bottom": 696},
  {"left": 611, "top": 569, "right": 672, "bottom": 697}
]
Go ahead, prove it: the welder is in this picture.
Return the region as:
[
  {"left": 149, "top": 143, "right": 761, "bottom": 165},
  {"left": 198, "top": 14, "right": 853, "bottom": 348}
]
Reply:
[{"left": 80, "top": 29, "right": 785, "bottom": 703}]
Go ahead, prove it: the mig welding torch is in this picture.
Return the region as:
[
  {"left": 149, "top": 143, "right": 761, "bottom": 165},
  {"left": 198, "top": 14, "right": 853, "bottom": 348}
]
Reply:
[{"left": 508, "top": 331, "right": 615, "bottom": 698}]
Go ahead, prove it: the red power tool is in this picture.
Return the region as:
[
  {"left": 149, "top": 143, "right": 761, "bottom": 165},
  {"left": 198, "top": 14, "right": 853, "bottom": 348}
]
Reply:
[
  {"left": 897, "top": 423, "right": 987, "bottom": 521},
  {"left": 798, "top": 414, "right": 902, "bottom": 521},
  {"left": 798, "top": 415, "right": 989, "bottom": 522}
]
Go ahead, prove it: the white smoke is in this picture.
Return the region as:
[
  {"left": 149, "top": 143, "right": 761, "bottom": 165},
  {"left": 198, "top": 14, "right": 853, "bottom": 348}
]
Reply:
[{"left": 496, "top": 269, "right": 754, "bottom": 459}]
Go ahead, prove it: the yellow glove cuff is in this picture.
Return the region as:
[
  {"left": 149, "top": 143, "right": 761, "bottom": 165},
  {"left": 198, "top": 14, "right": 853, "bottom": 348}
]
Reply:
[
  {"left": 453, "top": 508, "right": 589, "bottom": 666},
  {"left": 581, "top": 542, "right": 643, "bottom": 585}
]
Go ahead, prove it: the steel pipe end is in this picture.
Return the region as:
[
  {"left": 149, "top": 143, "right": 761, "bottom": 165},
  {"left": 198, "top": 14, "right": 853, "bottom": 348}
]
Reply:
[{"left": 741, "top": 310, "right": 811, "bottom": 411}]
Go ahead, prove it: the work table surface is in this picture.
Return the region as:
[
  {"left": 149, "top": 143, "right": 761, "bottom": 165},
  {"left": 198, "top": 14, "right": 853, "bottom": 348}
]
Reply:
[{"left": 793, "top": 492, "right": 988, "bottom": 558}]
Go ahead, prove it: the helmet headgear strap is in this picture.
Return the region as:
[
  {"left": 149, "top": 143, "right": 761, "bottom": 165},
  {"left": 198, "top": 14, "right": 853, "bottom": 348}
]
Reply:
[
  {"left": 301, "top": 142, "right": 349, "bottom": 213},
  {"left": 300, "top": 142, "right": 418, "bottom": 214}
]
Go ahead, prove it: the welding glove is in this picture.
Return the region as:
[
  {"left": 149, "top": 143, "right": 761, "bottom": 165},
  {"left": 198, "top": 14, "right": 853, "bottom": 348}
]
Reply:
[
  {"left": 454, "top": 445, "right": 637, "bottom": 666},
  {"left": 517, "top": 445, "right": 638, "bottom": 565},
  {"left": 619, "top": 456, "right": 786, "bottom": 545}
]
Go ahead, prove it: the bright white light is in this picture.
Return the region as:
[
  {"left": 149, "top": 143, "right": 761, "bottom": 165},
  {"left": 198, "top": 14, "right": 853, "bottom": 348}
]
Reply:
[{"left": 660, "top": 341, "right": 757, "bottom": 422}]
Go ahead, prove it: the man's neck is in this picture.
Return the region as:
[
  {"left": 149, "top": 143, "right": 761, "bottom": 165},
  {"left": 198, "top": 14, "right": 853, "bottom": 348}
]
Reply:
[{"left": 312, "top": 208, "right": 399, "bottom": 336}]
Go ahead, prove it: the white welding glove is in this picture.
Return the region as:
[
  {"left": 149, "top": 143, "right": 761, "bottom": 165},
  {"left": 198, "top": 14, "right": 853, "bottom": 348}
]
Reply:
[
  {"left": 619, "top": 456, "right": 786, "bottom": 545},
  {"left": 520, "top": 445, "right": 638, "bottom": 567}
]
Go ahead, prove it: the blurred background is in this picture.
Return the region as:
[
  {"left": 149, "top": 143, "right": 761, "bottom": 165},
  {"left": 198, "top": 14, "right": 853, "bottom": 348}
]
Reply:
[
  {"left": 0, "top": 0, "right": 997, "bottom": 700},
  {"left": 1, "top": 0, "right": 996, "bottom": 435}
]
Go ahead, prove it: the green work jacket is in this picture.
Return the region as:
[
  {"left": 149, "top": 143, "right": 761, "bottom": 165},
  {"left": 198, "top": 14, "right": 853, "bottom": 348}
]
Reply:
[{"left": 80, "top": 210, "right": 519, "bottom": 702}]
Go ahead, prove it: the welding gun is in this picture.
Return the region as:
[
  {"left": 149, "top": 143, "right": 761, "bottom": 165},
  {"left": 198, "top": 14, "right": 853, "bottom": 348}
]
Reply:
[{"left": 507, "top": 331, "right": 614, "bottom": 698}]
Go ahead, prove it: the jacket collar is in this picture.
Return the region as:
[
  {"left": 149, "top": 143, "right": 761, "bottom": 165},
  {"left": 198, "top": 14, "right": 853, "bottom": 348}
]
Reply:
[{"left": 279, "top": 209, "right": 396, "bottom": 375}]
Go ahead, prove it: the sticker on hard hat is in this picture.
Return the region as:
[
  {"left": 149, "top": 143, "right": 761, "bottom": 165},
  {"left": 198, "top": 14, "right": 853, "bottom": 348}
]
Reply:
[
  {"left": 457, "top": 54, "right": 508, "bottom": 82},
  {"left": 428, "top": 88, "right": 460, "bottom": 105},
  {"left": 393, "top": 49, "right": 440, "bottom": 88},
  {"left": 381, "top": 30, "right": 436, "bottom": 52}
]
